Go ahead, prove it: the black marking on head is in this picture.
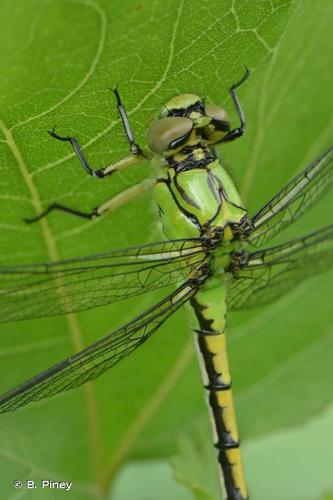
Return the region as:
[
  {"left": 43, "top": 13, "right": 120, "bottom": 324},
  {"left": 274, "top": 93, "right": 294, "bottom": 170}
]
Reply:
[
  {"left": 168, "top": 127, "right": 193, "bottom": 151},
  {"left": 212, "top": 120, "right": 230, "bottom": 132},
  {"left": 167, "top": 100, "right": 205, "bottom": 117}
]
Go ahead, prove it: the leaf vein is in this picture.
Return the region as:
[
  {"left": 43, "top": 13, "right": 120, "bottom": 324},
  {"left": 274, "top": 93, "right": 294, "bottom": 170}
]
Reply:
[{"left": 10, "top": 0, "right": 107, "bottom": 132}]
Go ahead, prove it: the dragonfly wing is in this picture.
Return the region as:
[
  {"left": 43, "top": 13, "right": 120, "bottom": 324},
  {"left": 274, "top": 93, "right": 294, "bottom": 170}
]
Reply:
[
  {"left": 249, "top": 147, "right": 333, "bottom": 246},
  {"left": 227, "top": 225, "right": 333, "bottom": 310},
  {"left": 0, "top": 281, "right": 197, "bottom": 413},
  {"left": 0, "top": 239, "right": 206, "bottom": 323}
]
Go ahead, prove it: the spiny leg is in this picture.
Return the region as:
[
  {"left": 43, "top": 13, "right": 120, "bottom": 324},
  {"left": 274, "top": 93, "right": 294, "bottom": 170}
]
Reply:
[
  {"left": 24, "top": 203, "right": 93, "bottom": 222},
  {"left": 221, "top": 66, "right": 249, "bottom": 144},
  {"left": 48, "top": 87, "right": 150, "bottom": 178},
  {"left": 113, "top": 86, "right": 142, "bottom": 155},
  {"left": 24, "top": 178, "right": 156, "bottom": 223}
]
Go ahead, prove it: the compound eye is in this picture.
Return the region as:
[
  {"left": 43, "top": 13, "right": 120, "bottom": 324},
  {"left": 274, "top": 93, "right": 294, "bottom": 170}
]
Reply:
[
  {"left": 205, "top": 104, "right": 230, "bottom": 129},
  {"left": 147, "top": 117, "right": 193, "bottom": 154}
]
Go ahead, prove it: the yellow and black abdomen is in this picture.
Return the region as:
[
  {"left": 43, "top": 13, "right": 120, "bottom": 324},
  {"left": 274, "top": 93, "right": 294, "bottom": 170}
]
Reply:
[{"left": 189, "top": 280, "right": 248, "bottom": 500}]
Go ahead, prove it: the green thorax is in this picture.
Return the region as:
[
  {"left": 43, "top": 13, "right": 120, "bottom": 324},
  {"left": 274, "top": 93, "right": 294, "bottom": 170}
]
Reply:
[{"left": 154, "top": 157, "right": 247, "bottom": 241}]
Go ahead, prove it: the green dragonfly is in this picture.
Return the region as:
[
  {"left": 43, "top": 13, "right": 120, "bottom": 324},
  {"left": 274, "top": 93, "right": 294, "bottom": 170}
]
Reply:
[{"left": 0, "top": 69, "right": 332, "bottom": 500}]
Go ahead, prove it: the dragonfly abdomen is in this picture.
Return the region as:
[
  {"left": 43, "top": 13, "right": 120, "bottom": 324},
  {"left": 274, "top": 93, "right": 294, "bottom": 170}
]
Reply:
[{"left": 190, "top": 282, "right": 248, "bottom": 500}]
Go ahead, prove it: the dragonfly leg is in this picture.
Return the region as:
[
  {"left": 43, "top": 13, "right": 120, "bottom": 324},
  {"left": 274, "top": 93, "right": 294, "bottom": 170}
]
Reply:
[
  {"left": 49, "top": 127, "right": 148, "bottom": 178},
  {"left": 24, "top": 177, "right": 156, "bottom": 223},
  {"left": 24, "top": 203, "right": 94, "bottom": 222},
  {"left": 113, "top": 86, "right": 142, "bottom": 156},
  {"left": 95, "top": 177, "right": 155, "bottom": 216},
  {"left": 221, "top": 67, "right": 249, "bottom": 143},
  {"left": 48, "top": 87, "right": 152, "bottom": 178},
  {"left": 48, "top": 129, "right": 149, "bottom": 179}
]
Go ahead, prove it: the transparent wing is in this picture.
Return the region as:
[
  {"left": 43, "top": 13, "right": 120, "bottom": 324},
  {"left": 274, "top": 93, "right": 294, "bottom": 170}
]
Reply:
[
  {"left": 227, "top": 225, "right": 333, "bottom": 310},
  {"left": 0, "top": 281, "right": 196, "bottom": 413},
  {"left": 0, "top": 239, "right": 206, "bottom": 323},
  {"left": 249, "top": 147, "right": 333, "bottom": 246}
]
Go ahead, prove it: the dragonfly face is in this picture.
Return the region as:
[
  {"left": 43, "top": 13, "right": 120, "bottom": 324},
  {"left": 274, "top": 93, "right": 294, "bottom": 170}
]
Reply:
[{"left": 146, "top": 93, "right": 231, "bottom": 157}]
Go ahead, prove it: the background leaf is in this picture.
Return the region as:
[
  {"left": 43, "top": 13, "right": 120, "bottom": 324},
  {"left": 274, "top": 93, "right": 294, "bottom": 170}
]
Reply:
[
  {"left": 171, "top": 425, "right": 222, "bottom": 500},
  {"left": 0, "top": 0, "right": 332, "bottom": 499},
  {"left": 113, "top": 404, "right": 333, "bottom": 499}
]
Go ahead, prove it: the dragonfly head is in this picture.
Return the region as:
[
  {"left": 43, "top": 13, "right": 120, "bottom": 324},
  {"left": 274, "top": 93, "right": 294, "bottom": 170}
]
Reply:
[{"left": 146, "top": 94, "right": 231, "bottom": 156}]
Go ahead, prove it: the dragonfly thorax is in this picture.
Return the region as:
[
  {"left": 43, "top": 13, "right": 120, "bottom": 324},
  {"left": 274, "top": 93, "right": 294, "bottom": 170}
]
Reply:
[{"left": 154, "top": 157, "right": 248, "bottom": 240}]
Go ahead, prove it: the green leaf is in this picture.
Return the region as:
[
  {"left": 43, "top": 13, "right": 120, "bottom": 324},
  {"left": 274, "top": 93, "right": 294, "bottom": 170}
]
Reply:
[
  {"left": 323, "top": 492, "right": 333, "bottom": 500},
  {"left": 0, "top": 0, "right": 332, "bottom": 499},
  {"left": 172, "top": 406, "right": 333, "bottom": 500},
  {"left": 171, "top": 423, "right": 221, "bottom": 500},
  {"left": 242, "top": 405, "right": 333, "bottom": 500},
  {"left": 111, "top": 459, "right": 192, "bottom": 500}
]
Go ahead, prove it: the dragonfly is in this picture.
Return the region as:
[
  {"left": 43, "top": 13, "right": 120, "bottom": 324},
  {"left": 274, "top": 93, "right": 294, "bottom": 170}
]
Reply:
[{"left": 0, "top": 68, "right": 333, "bottom": 500}]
